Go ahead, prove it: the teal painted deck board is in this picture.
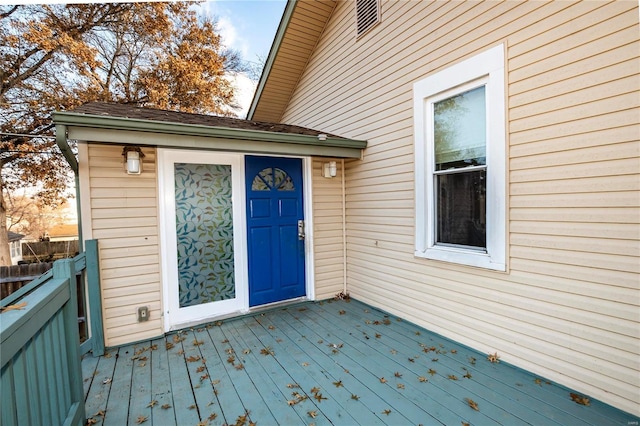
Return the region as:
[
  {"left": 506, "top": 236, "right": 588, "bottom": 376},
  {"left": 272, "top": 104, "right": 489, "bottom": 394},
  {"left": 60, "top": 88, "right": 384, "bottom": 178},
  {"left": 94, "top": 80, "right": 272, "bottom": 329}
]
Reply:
[
  {"left": 102, "top": 345, "right": 134, "bottom": 426},
  {"left": 223, "top": 319, "right": 309, "bottom": 425},
  {"left": 127, "top": 343, "right": 154, "bottom": 426},
  {"left": 201, "top": 325, "right": 279, "bottom": 425},
  {"left": 84, "top": 349, "right": 117, "bottom": 425},
  {"left": 164, "top": 332, "right": 201, "bottom": 425},
  {"left": 81, "top": 300, "right": 640, "bottom": 426},
  {"left": 149, "top": 337, "right": 177, "bottom": 425}
]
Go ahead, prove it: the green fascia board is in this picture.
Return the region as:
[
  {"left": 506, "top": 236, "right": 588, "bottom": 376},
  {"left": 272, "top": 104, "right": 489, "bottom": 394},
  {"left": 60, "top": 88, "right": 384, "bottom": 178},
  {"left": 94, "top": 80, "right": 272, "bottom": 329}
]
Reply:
[
  {"left": 52, "top": 110, "right": 366, "bottom": 153},
  {"left": 247, "top": 0, "right": 297, "bottom": 120}
]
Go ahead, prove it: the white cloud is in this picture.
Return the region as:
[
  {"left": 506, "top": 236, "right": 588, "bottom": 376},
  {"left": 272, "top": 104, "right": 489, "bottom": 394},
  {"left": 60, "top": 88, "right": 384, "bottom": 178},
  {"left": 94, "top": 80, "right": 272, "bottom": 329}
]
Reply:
[
  {"left": 217, "top": 16, "right": 249, "bottom": 58},
  {"left": 225, "top": 72, "right": 258, "bottom": 119}
]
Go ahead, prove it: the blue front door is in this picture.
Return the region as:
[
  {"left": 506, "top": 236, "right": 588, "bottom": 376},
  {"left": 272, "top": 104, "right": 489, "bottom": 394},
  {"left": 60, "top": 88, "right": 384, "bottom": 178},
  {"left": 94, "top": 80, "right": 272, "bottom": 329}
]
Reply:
[{"left": 245, "top": 156, "right": 306, "bottom": 306}]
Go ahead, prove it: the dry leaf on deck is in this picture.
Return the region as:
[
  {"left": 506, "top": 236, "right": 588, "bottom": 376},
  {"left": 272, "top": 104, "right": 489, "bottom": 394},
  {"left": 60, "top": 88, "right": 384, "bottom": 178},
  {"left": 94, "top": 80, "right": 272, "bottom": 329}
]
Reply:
[
  {"left": 379, "top": 377, "right": 387, "bottom": 383},
  {"left": 570, "top": 393, "right": 590, "bottom": 406},
  {"left": 135, "top": 415, "right": 148, "bottom": 424},
  {"left": 394, "top": 372, "right": 402, "bottom": 378},
  {"left": 465, "top": 398, "right": 479, "bottom": 411},
  {"left": 86, "top": 417, "right": 98, "bottom": 425},
  {"left": 333, "top": 380, "right": 343, "bottom": 388},
  {"left": 428, "top": 369, "right": 437, "bottom": 376},
  {"left": 351, "top": 394, "right": 360, "bottom": 400},
  {"left": 487, "top": 352, "right": 500, "bottom": 363},
  {"left": 161, "top": 404, "right": 171, "bottom": 409},
  {"left": 418, "top": 376, "right": 428, "bottom": 382},
  {"left": 147, "top": 400, "right": 157, "bottom": 408},
  {"left": 0, "top": 301, "right": 27, "bottom": 313},
  {"left": 382, "top": 409, "right": 391, "bottom": 415},
  {"left": 308, "top": 410, "right": 318, "bottom": 418}
]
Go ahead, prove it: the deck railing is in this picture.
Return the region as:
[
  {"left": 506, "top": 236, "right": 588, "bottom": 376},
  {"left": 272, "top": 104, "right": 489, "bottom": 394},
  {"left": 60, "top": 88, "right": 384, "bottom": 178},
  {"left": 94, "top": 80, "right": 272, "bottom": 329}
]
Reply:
[{"left": 0, "top": 240, "right": 103, "bottom": 426}]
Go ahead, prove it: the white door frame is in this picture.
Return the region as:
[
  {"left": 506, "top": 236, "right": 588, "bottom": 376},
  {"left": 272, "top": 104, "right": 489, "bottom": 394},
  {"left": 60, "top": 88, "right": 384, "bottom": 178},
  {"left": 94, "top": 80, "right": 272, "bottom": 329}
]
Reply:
[{"left": 158, "top": 149, "right": 314, "bottom": 332}]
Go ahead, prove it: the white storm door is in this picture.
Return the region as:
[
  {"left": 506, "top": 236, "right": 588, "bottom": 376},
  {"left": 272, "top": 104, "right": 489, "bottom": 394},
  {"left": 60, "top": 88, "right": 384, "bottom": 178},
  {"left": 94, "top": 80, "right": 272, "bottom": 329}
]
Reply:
[{"left": 159, "top": 149, "right": 247, "bottom": 331}]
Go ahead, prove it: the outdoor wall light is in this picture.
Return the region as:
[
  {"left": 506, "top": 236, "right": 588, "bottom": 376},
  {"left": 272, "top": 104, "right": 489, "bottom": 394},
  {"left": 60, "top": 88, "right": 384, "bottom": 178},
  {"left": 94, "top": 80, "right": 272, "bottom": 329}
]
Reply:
[
  {"left": 323, "top": 161, "right": 337, "bottom": 178},
  {"left": 122, "top": 146, "right": 144, "bottom": 175}
]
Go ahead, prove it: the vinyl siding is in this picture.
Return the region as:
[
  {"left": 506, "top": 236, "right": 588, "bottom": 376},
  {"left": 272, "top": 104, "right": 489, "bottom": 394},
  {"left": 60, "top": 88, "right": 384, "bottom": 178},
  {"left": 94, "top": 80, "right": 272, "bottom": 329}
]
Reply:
[
  {"left": 281, "top": 0, "right": 639, "bottom": 415},
  {"left": 311, "top": 158, "right": 346, "bottom": 299},
  {"left": 82, "top": 143, "right": 163, "bottom": 347}
]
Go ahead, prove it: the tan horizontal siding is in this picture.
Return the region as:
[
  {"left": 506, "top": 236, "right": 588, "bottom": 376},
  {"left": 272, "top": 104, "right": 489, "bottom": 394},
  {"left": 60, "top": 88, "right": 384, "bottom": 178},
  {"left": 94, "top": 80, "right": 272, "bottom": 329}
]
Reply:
[
  {"left": 280, "top": 0, "right": 639, "bottom": 414},
  {"left": 84, "top": 143, "right": 163, "bottom": 347},
  {"left": 311, "top": 158, "right": 345, "bottom": 300}
]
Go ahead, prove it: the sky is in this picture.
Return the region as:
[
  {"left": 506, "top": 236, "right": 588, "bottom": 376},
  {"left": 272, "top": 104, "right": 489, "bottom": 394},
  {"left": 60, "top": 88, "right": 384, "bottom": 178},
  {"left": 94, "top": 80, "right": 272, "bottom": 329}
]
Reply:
[{"left": 197, "top": 1, "right": 287, "bottom": 117}]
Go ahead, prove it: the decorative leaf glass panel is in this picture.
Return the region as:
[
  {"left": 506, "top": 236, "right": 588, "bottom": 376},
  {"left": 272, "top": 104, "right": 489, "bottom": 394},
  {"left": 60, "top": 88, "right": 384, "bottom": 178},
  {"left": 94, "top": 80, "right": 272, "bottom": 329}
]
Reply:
[{"left": 175, "top": 163, "right": 235, "bottom": 307}]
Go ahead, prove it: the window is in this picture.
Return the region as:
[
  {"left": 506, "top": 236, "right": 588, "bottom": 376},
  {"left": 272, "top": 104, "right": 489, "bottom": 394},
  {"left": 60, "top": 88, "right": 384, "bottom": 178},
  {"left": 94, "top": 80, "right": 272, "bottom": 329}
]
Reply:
[
  {"left": 414, "top": 45, "right": 506, "bottom": 271},
  {"left": 356, "top": 0, "right": 380, "bottom": 37}
]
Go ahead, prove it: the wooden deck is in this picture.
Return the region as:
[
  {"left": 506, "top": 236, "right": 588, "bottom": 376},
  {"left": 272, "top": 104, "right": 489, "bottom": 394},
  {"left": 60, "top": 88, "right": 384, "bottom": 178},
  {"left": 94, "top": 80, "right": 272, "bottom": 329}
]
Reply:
[{"left": 81, "top": 299, "right": 636, "bottom": 425}]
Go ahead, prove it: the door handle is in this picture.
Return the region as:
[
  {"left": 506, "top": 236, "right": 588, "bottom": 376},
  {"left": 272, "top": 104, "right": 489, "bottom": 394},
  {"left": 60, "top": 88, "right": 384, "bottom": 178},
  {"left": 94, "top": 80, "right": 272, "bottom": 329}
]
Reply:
[{"left": 298, "top": 220, "right": 305, "bottom": 240}]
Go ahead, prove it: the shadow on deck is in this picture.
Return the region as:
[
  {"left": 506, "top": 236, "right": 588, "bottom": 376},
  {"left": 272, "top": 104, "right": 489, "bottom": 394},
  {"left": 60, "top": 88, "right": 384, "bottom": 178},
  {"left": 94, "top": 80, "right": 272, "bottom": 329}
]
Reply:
[{"left": 81, "top": 299, "right": 636, "bottom": 425}]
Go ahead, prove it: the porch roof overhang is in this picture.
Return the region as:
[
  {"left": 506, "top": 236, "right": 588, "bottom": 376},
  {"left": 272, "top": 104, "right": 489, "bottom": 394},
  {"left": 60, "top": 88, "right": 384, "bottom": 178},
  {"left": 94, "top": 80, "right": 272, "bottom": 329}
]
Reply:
[{"left": 52, "top": 104, "right": 366, "bottom": 159}]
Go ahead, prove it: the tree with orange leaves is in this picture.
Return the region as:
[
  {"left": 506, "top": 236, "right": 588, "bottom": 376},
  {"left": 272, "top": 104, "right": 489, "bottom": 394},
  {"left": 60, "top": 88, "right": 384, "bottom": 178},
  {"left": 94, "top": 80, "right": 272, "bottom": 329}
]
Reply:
[{"left": 0, "top": 3, "right": 243, "bottom": 265}]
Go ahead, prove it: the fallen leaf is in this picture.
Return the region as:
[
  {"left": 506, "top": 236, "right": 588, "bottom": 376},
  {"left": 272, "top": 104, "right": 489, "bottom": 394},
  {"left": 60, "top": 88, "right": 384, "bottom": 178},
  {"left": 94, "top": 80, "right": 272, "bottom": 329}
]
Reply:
[
  {"left": 463, "top": 372, "right": 472, "bottom": 379},
  {"left": 193, "top": 339, "right": 204, "bottom": 346},
  {"left": 448, "top": 375, "right": 459, "bottom": 381},
  {"left": 375, "top": 333, "right": 382, "bottom": 339},
  {"left": 287, "top": 383, "right": 300, "bottom": 388},
  {"left": 534, "top": 378, "right": 543, "bottom": 386},
  {"left": 0, "top": 301, "right": 27, "bottom": 313},
  {"left": 432, "top": 358, "right": 439, "bottom": 362},
  {"left": 94, "top": 409, "right": 106, "bottom": 417},
  {"left": 351, "top": 394, "right": 360, "bottom": 400},
  {"left": 333, "top": 380, "right": 343, "bottom": 388},
  {"left": 86, "top": 417, "right": 98, "bottom": 425},
  {"left": 428, "top": 369, "right": 437, "bottom": 376},
  {"left": 187, "top": 355, "right": 201, "bottom": 362},
  {"left": 465, "top": 398, "right": 479, "bottom": 411},
  {"left": 462, "top": 422, "right": 470, "bottom": 426},
  {"left": 166, "top": 342, "right": 174, "bottom": 350},
  {"left": 221, "top": 339, "right": 229, "bottom": 344},
  {"left": 487, "top": 352, "right": 500, "bottom": 363},
  {"left": 188, "top": 404, "right": 196, "bottom": 410},
  {"left": 176, "top": 349, "right": 184, "bottom": 355},
  {"left": 408, "top": 357, "right": 415, "bottom": 363},
  {"left": 394, "top": 372, "right": 402, "bottom": 378},
  {"left": 379, "top": 377, "right": 387, "bottom": 383},
  {"left": 161, "top": 404, "right": 171, "bottom": 409},
  {"left": 226, "top": 348, "right": 235, "bottom": 355},
  {"left": 570, "top": 393, "right": 590, "bottom": 406},
  {"left": 313, "top": 393, "right": 327, "bottom": 402},
  {"left": 339, "top": 310, "right": 346, "bottom": 315},
  {"left": 415, "top": 331, "right": 421, "bottom": 335},
  {"left": 243, "top": 349, "right": 251, "bottom": 354},
  {"left": 135, "top": 415, "right": 148, "bottom": 424},
  {"left": 287, "top": 399, "right": 297, "bottom": 406},
  {"left": 418, "top": 376, "right": 428, "bottom": 382},
  {"left": 469, "top": 356, "right": 476, "bottom": 365},
  {"left": 227, "top": 356, "right": 236, "bottom": 364},
  {"left": 103, "top": 378, "right": 112, "bottom": 385},
  {"left": 197, "top": 366, "right": 205, "bottom": 373},
  {"left": 208, "top": 413, "right": 217, "bottom": 420},
  {"left": 301, "top": 362, "right": 310, "bottom": 367},
  {"left": 147, "top": 400, "right": 157, "bottom": 408},
  {"left": 382, "top": 409, "right": 391, "bottom": 415},
  {"left": 260, "top": 347, "right": 274, "bottom": 356},
  {"left": 268, "top": 325, "right": 275, "bottom": 330},
  {"left": 310, "top": 387, "right": 320, "bottom": 394},
  {"left": 173, "top": 334, "right": 184, "bottom": 343},
  {"left": 451, "top": 349, "right": 457, "bottom": 354},
  {"left": 201, "top": 374, "right": 209, "bottom": 381},
  {"left": 234, "top": 364, "right": 244, "bottom": 370},
  {"left": 397, "top": 383, "right": 405, "bottom": 389},
  {"left": 308, "top": 410, "right": 317, "bottom": 418}
]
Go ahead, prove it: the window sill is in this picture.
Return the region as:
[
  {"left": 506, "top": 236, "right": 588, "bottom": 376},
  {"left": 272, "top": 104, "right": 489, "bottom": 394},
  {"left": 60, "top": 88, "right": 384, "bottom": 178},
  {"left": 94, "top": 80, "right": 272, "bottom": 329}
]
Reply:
[{"left": 415, "top": 245, "right": 506, "bottom": 272}]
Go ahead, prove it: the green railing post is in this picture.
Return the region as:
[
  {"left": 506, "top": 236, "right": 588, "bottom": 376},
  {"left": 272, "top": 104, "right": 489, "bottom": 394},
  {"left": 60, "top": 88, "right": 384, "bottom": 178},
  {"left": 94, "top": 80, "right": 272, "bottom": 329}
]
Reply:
[
  {"left": 53, "top": 259, "right": 86, "bottom": 426},
  {"left": 85, "top": 239, "right": 104, "bottom": 357}
]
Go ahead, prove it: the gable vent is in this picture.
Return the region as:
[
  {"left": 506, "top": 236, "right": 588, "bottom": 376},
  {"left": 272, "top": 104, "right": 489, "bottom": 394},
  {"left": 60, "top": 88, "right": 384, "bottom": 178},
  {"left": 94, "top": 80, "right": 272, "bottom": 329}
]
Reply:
[{"left": 356, "top": 0, "right": 380, "bottom": 37}]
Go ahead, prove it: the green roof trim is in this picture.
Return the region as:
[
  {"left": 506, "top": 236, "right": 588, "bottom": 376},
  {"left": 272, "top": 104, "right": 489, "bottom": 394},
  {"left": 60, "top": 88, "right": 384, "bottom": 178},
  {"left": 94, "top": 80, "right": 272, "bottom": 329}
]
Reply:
[
  {"left": 52, "top": 110, "right": 366, "bottom": 158},
  {"left": 247, "top": 0, "right": 297, "bottom": 120}
]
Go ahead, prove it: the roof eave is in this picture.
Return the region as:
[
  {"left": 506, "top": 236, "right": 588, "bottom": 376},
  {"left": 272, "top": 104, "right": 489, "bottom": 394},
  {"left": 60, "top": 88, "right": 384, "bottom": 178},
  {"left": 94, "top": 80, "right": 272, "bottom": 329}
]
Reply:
[
  {"left": 246, "top": 0, "right": 297, "bottom": 121},
  {"left": 52, "top": 110, "right": 367, "bottom": 155}
]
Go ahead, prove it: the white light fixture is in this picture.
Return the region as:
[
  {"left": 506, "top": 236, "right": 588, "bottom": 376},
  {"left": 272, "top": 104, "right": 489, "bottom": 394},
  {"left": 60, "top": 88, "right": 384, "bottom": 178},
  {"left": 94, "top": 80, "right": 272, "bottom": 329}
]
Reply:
[
  {"left": 317, "top": 134, "right": 327, "bottom": 141},
  {"left": 122, "top": 146, "right": 144, "bottom": 175},
  {"left": 322, "top": 161, "right": 337, "bottom": 178}
]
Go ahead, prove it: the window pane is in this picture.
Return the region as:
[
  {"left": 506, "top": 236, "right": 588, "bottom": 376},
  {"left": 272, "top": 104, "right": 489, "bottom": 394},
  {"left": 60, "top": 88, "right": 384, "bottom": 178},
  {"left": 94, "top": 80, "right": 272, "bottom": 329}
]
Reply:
[
  {"left": 436, "top": 170, "right": 486, "bottom": 248},
  {"left": 434, "top": 86, "right": 486, "bottom": 171},
  {"left": 175, "top": 163, "right": 235, "bottom": 308}
]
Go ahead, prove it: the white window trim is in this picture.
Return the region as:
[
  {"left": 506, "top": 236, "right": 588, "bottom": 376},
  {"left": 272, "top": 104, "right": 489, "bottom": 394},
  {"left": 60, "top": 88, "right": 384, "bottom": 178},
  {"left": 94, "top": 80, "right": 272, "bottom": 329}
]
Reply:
[{"left": 414, "top": 44, "right": 506, "bottom": 271}]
